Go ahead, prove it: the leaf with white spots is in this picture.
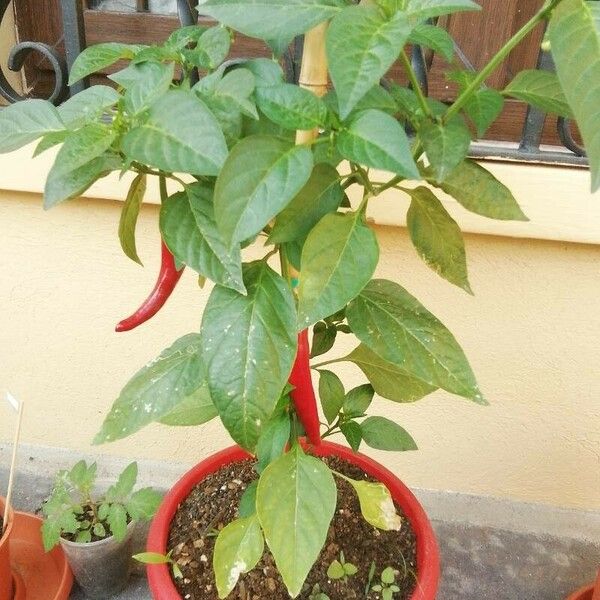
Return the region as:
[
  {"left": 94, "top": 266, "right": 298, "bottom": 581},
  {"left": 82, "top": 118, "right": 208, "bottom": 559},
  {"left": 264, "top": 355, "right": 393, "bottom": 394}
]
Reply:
[
  {"left": 347, "top": 280, "right": 484, "bottom": 402},
  {"left": 213, "top": 515, "right": 264, "bottom": 599},
  {"left": 256, "top": 446, "right": 337, "bottom": 597},
  {"left": 200, "top": 262, "right": 297, "bottom": 450},
  {"left": 94, "top": 334, "right": 206, "bottom": 444}
]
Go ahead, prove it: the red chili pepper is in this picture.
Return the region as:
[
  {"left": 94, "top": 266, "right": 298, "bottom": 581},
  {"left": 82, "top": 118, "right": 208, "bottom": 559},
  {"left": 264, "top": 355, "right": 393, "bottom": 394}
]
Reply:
[
  {"left": 289, "top": 329, "right": 322, "bottom": 446},
  {"left": 115, "top": 241, "right": 184, "bottom": 332}
]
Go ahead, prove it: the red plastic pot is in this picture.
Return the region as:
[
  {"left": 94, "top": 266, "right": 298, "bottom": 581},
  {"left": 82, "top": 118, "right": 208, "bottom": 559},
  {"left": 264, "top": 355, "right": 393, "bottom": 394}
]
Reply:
[{"left": 146, "top": 441, "right": 440, "bottom": 599}]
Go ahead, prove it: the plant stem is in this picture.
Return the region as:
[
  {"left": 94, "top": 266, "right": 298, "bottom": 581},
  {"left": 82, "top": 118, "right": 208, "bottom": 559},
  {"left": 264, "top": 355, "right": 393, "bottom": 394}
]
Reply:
[
  {"left": 444, "top": 0, "right": 564, "bottom": 123},
  {"left": 399, "top": 50, "right": 433, "bottom": 120},
  {"left": 311, "top": 358, "right": 343, "bottom": 369}
]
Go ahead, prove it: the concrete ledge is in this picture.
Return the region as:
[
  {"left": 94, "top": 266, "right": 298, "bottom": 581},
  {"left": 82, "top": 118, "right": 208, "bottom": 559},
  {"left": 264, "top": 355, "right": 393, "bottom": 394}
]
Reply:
[{"left": 2, "top": 442, "right": 599, "bottom": 544}]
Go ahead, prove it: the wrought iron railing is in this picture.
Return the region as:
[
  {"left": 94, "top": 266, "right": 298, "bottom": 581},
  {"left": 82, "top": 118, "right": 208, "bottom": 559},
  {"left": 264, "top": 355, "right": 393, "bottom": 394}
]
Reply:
[{"left": 0, "top": 0, "right": 588, "bottom": 167}]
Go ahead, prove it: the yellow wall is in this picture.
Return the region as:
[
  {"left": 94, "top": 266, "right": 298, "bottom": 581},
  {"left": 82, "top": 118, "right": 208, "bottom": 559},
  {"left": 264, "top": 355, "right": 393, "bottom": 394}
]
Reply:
[{"left": 1, "top": 186, "right": 599, "bottom": 510}]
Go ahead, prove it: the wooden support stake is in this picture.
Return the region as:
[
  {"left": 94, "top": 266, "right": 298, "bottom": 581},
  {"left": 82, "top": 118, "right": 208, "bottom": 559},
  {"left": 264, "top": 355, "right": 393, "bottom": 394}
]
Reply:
[{"left": 3, "top": 394, "right": 24, "bottom": 534}]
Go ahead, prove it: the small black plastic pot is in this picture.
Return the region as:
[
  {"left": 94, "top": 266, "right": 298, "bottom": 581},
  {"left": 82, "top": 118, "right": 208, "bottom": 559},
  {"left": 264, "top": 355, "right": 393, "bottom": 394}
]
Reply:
[{"left": 60, "top": 521, "right": 135, "bottom": 599}]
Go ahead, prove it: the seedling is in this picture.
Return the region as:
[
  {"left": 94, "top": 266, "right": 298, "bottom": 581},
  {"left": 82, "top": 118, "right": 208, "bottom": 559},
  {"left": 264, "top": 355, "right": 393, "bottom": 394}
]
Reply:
[
  {"left": 372, "top": 567, "right": 401, "bottom": 600},
  {"left": 133, "top": 550, "right": 183, "bottom": 580},
  {"left": 327, "top": 551, "right": 359, "bottom": 583},
  {"left": 41, "top": 460, "right": 161, "bottom": 551},
  {"left": 308, "top": 583, "right": 331, "bottom": 600}
]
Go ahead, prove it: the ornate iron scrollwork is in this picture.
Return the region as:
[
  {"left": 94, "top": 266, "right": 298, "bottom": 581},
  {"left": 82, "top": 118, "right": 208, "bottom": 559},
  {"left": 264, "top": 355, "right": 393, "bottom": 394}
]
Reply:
[{"left": 0, "top": 0, "right": 69, "bottom": 104}]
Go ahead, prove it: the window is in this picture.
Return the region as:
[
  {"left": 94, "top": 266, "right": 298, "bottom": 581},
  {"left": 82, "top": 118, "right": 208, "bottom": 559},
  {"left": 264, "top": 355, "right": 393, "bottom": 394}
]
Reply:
[{"left": 5, "top": 0, "right": 581, "bottom": 149}]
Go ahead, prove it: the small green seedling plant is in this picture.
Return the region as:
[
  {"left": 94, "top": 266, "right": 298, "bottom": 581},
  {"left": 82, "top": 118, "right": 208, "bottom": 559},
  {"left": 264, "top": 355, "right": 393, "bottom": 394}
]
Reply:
[
  {"left": 327, "top": 551, "right": 359, "bottom": 583},
  {"left": 3, "top": 0, "right": 600, "bottom": 596},
  {"left": 41, "top": 460, "right": 161, "bottom": 551},
  {"left": 309, "top": 583, "right": 330, "bottom": 600},
  {"left": 371, "top": 567, "right": 401, "bottom": 600},
  {"left": 133, "top": 550, "right": 183, "bottom": 580}
]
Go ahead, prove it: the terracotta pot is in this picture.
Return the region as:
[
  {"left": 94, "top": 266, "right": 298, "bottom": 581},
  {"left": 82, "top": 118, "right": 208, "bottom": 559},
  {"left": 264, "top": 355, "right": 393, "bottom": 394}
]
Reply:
[
  {"left": 9, "top": 509, "right": 73, "bottom": 600},
  {"left": 146, "top": 441, "right": 440, "bottom": 599},
  {"left": 60, "top": 520, "right": 135, "bottom": 600},
  {"left": 566, "top": 569, "right": 600, "bottom": 600},
  {"left": 0, "top": 497, "right": 14, "bottom": 600}
]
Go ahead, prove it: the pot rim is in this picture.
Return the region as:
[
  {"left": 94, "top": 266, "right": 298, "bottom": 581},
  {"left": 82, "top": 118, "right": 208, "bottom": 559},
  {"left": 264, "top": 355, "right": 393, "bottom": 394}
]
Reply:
[
  {"left": 59, "top": 519, "right": 135, "bottom": 549},
  {"left": 146, "top": 441, "right": 440, "bottom": 600}
]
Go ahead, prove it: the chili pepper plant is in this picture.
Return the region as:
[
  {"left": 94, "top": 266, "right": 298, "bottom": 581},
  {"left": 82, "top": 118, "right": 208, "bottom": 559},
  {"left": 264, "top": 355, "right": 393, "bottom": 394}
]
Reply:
[{"left": 0, "top": 0, "right": 599, "bottom": 597}]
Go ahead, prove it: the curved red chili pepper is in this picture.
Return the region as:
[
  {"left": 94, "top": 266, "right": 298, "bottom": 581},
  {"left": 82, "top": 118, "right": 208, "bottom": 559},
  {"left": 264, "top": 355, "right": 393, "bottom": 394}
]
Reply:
[
  {"left": 289, "top": 329, "right": 322, "bottom": 446},
  {"left": 115, "top": 241, "right": 184, "bottom": 332}
]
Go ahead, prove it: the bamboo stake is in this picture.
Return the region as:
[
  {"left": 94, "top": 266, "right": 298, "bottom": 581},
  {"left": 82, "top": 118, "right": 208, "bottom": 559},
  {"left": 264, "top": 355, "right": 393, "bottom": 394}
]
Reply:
[
  {"left": 3, "top": 393, "right": 24, "bottom": 534},
  {"left": 289, "top": 22, "right": 330, "bottom": 281}
]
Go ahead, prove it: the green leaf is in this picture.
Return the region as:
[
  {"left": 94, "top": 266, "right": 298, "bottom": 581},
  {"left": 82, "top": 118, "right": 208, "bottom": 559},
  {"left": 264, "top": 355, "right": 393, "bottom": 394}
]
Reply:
[
  {"left": 58, "top": 85, "right": 120, "bottom": 128},
  {"left": 123, "top": 90, "right": 228, "bottom": 176},
  {"left": 344, "top": 477, "right": 402, "bottom": 530},
  {"left": 196, "top": 68, "right": 258, "bottom": 119},
  {"left": 185, "top": 26, "right": 231, "bottom": 69},
  {"left": 404, "top": 0, "right": 480, "bottom": 21},
  {"left": 119, "top": 173, "right": 146, "bottom": 266},
  {"left": 69, "top": 461, "right": 97, "bottom": 493},
  {"left": 427, "top": 159, "right": 527, "bottom": 221},
  {"left": 340, "top": 420, "right": 362, "bottom": 452},
  {"left": 166, "top": 25, "right": 207, "bottom": 49},
  {"left": 347, "top": 280, "right": 483, "bottom": 402},
  {"left": 360, "top": 416, "right": 417, "bottom": 451},
  {"left": 344, "top": 562, "right": 358, "bottom": 576},
  {"left": 160, "top": 184, "right": 245, "bottom": 293},
  {"left": 214, "top": 135, "right": 313, "bottom": 245},
  {"left": 76, "top": 530, "right": 92, "bottom": 544},
  {"left": 106, "top": 503, "right": 128, "bottom": 541},
  {"left": 503, "top": 69, "right": 572, "bottom": 117},
  {"left": 41, "top": 520, "right": 63, "bottom": 552},
  {"left": 310, "top": 322, "right": 337, "bottom": 358},
  {"left": 343, "top": 384, "right": 374, "bottom": 417},
  {"left": 318, "top": 370, "right": 345, "bottom": 424},
  {"left": 463, "top": 89, "right": 504, "bottom": 138},
  {"left": 158, "top": 388, "right": 218, "bottom": 426},
  {"left": 549, "top": 0, "right": 600, "bottom": 190},
  {"left": 269, "top": 163, "right": 344, "bottom": 244},
  {"left": 93, "top": 522, "right": 106, "bottom": 539},
  {"left": 327, "top": 560, "right": 346, "bottom": 579},
  {"left": 238, "top": 481, "right": 258, "bottom": 518},
  {"left": 337, "top": 109, "right": 419, "bottom": 179},
  {"left": 123, "top": 62, "right": 174, "bottom": 115},
  {"left": 420, "top": 120, "right": 471, "bottom": 183},
  {"left": 94, "top": 334, "right": 206, "bottom": 444},
  {"left": 381, "top": 566, "right": 396, "bottom": 584},
  {"left": 256, "top": 83, "right": 328, "bottom": 130},
  {"left": 33, "top": 130, "right": 69, "bottom": 157},
  {"left": 197, "top": 0, "right": 342, "bottom": 43},
  {"left": 213, "top": 515, "right": 264, "bottom": 599},
  {"left": 344, "top": 345, "right": 436, "bottom": 402},
  {"left": 327, "top": 6, "right": 410, "bottom": 119},
  {"left": 200, "top": 262, "right": 297, "bottom": 450},
  {"left": 256, "top": 411, "right": 291, "bottom": 473},
  {"left": 297, "top": 212, "right": 379, "bottom": 328},
  {"left": 406, "top": 186, "right": 472, "bottom": 293},
  {"left": 108, "top": 462, "right": 138, "bottom": 501},
  {"left": 127, "top": 488, "right": 162, "bottom": 521},
  {"left": 408, "top": 24, "right": 455, "bottom": 61},
  {"left": 69, "top": 43, "right": 141, "bottom": 85},
  {"left": 133, "top": 552, "right": 172, "bottom": 565},
  {"left": 0, "top": 99, "right": 64, "bottom": 153},
  {"left": 256, "top": 446, "right": 337, "bottom": 597},
  {"left": 44, "top": 153, "right": 120, "bottom": 210},
  {"left": 240, "top": 58, "right": 285, "bottom": 88}
]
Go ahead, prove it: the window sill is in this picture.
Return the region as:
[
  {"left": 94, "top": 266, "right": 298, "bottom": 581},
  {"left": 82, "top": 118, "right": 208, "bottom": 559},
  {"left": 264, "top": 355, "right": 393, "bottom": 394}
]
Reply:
[{"left": 1, "top": 144, "right": 599, "bottom": 245}]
